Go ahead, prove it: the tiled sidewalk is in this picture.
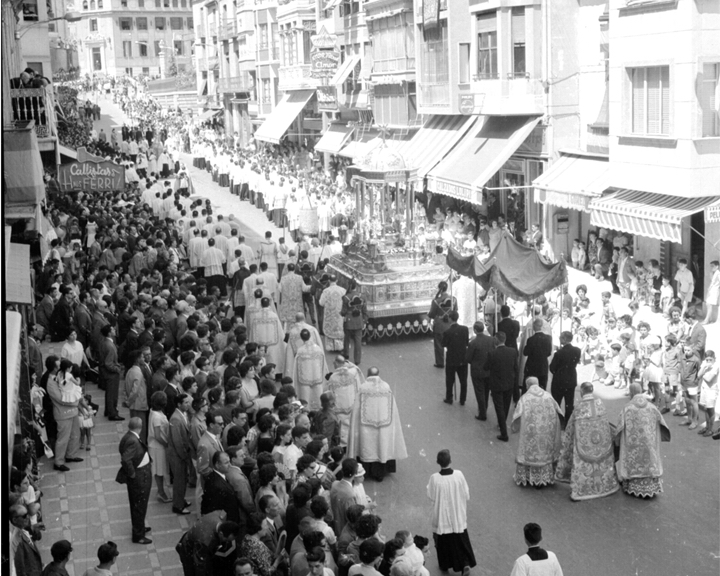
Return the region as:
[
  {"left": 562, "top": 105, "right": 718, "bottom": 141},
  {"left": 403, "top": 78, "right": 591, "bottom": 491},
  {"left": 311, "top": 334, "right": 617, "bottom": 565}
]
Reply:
[{"left": 37, "top": 342, "right": 193, "bottom": 576}]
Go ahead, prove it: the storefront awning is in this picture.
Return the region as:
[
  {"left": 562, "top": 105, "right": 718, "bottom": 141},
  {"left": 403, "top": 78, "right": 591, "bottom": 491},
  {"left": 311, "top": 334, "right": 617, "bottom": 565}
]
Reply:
[
  {"left": 589, "top": 189, "right": 720, "bottom": 244},
  {"left": 197, "top": 108, "right": 222, "bottom": 122},
  {"left": 254, "top": 89, "right": 315, "bottom": 145},
  {"left": 397, "top": 114, "right": 477, "bottom": 178},
  {"left": 338, "top": 129, "right": 379, "bottom": 159},
  {"left": 314, "top": 123, "right": 355, "bottom": 155},
  {"left": 331, "top": 54, "right": 362, "bottom": 86},
  {"left": 58, "top": 144, "right": 78, "bottom": 160},
  {"left": 6, "top": 311, "right": 22, "bottom": 464},
  {"left": 3, "top": 126, "right": 46, "bottom": 212},
  {"left": 427, "top": 115, "right": 542, "bottom": 204},
  {"left": 534, "top": 153, "right": 609, "bottom": 212},
  {"left": 6, "top": 242, "right": 33, "bottom": 305}
]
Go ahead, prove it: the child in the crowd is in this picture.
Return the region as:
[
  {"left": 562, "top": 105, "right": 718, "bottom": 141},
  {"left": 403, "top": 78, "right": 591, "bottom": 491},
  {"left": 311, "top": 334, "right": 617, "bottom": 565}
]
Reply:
[
  {"left": 662, "top": 334, "right": 683, "bottom": 415},
  {"left": 697, "top": 351, "right": 719, "bottom": 437},
  {"left": 660, "top": 276, "right": 675, "bottom": 317},
  {"left": 606, "top": 343, "right": 623, "bottom": 386},
  {"left": 600, "top": 291, "right": 615, "bottom": 331},
  {"left": 674, "top": 258, "right": 695, "bottom": 317},
  {"left": 631, "top": 260, "right": 648, "bottom": 303},
  {"left": 79, "top": 394, "right": 96, "bottom": 451},
  {"left": 617, "top": 333, "right": 637, "bottom": 390},
  {"left": 582, "top": 326, "right": 602, "bottom": 365},
  {"left": 679, "top": 343, "right": 702, "bottom": 430},
  {"left": 603, "top": 316, "right": 621, "bottom": 351},
  {"left": 592, "top": 358, "right": 615, "bottom": 387},
  {"left": 642, "top": 336, "right": 664, "bottom": 403}
]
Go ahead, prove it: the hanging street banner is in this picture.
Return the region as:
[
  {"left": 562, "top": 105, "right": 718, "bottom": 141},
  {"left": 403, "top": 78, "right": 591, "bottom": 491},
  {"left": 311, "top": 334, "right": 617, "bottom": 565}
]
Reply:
[{"left": 58, "top": 158, "right": 125, "bottom": 192}]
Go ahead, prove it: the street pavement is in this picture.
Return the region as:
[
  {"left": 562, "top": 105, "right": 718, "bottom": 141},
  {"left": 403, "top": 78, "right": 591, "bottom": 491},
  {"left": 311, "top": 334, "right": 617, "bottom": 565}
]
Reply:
[{"left": 35, "top": 101, "right": 720, "bottom": 576}]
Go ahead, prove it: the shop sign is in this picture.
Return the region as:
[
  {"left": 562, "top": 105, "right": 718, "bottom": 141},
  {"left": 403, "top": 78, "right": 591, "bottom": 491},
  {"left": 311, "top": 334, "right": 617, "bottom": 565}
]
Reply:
[
  {"left": 316, "top": 85, "right": 338, "bottom": 111},
  {"left": 516, "top": 124, "right": 547, "bottom": 157},
  {"left": 311, "top": 26, "right": 336, "bottom": 49},
  {"left": 706, "top": 202, "right": 720, "bottom": 223},
  {"left": 431, "top": 178, "right": 482, "bottom": 205},
  {"left": 311, "top": 48, "right": 341, "bottom": 79},
  {"left": 459, "top": 94, "right": 475, "bottom": 115},
  {"left": 543, "top": 190, "right": 591, "bottom": 212},
  {"left": 358, "top": 170, "right": 409, "bottom": 183},
  {"left": 58, "top": 160, "right": 125, "bottom": 192}
]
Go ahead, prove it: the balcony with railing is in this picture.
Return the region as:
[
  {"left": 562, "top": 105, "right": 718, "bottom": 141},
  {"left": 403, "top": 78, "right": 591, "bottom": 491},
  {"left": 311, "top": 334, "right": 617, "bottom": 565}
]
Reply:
[
  {"left": 277, "top": 0, "right": 314, "bottom": 18},
  {"left": 10, "top": 87, "right": 57, "bottom": 141},
  {"left": 372, "top": 56, "right": 416, "bottom": 76},
  {"left": 218, "top": 20, "right": 237, "bottom": 40},
  {"left": 469, "top": 77, "right": 545, "bottom": 116},
  {"left": 219, "top": 75, "right": 252, "bottom": 93},
  {"left": 278, "top": 64, "right": 318, "bottom": 91}
]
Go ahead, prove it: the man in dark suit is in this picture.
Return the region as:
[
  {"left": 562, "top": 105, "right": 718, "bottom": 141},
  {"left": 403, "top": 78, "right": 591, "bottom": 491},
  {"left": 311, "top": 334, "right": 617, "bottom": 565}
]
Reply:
[
  {"left": 684, "top": 308, "right": 707, "bottom": 357},
  {"left": 167, "top": 393, "right": 193, "bottom": 515},
  {"left": 441, "top": 311, "right": 469, "bottom": 405},
  {"left": 99, "top": 324, "right": 124, "bottom": 420},
  {"left": 116, "top": 417, "right": 153, "bottom": 544},
  {"left": 122, "top": 315, "right": 142, "bottom": 370},
  {"left": 176, "top": 510, "right": 239, "bottom": 576},
  {"left": 523, "top": 318, "right": 553, "bottom": 391},
  {"left": 465, "top": 321, "right": 496, "bottom": 420},
  {"left": 27, "top": 324, "right": 44, "bottom": 381},
  {"left": 11, "top": 503, "right": 43, "bottom": 576},
  {"left": 549, "top": 331, "right": 582, "bottom": 427},
  {"left": 497, "top": 305, "right": 520, "bottom": 351},
  {"left": 484, "top": 331, "right": 518, "bottom": 441},
  {"left": 428, "top": 282, "right": 457, "bottom": 368},
  {"left": 201, "top": 451, "right": 241, "bottom": 523},
  {"left": 329, "top": 458, "right": 359, "bottom": 535},
  {"left": 74, "top": 292, "right": 93, "bottom": 350}
]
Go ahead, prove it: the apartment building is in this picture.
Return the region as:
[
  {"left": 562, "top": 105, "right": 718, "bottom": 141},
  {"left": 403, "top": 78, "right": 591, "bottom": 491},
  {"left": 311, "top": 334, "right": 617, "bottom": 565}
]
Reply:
[{"left": 73, "top": 0, "right": 194, "bottom": 77}]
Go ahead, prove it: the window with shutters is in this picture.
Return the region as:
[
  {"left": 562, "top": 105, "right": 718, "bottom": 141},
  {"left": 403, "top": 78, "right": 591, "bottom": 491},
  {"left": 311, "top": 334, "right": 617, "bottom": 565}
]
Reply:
[
  {"left": 511, "top": 7, "right": 525, "bottom": 78},
  {"left": 701, "top": 63, "right": 719, "bottom": 137},
  {"left": 170, "top": 17, "right": 183, "bottom": 30},
  {"left": 137, "top": 17, "right": 147, "bottom": 30},
  {"left": 123, "top": 40, "right": 132, "bottom": 58},
  {"left": 174, "top": 40, "right": 184, "bottom": 55},
  {"left": 139, "top": 43, "right": 148, "bottom": 57},
  {"left": 630, "top": 66, "right": 670, "bottom": 136},
  {"left": 476, "top": 12, "right": 497, "bottom": 80},
  {"left": 155, "top": 16, "right": 165, "bottom": 30},
  {"left": 187, "top": 17, "right": 193, "bottom": 29},
  {"left": 154, "top": 40, "right": 162, "bottom": 56},
  {"left": 90, "top": 18, "right": 98, "bottom": 31},
  {"left": 119, "top": 17, "right": 132, "bottom": 30}
]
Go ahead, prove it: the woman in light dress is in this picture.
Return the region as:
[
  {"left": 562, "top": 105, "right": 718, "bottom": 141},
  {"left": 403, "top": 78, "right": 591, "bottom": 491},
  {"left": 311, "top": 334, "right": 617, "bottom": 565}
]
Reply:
[
  {"left": 148, "top": 391, "right": 172, "bottom": 503},
  {"left": 703, "top": 260, "right": 720, "bottom": 325}
]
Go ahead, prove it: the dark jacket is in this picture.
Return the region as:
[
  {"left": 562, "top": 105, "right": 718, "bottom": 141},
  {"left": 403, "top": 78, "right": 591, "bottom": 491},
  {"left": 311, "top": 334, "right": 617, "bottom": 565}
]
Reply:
[
  {"left": 201, "top": 470, "right": 240, "bottom": 523},
  {"left": 484, "top": 345, "right": 518, "bottom": 392},
  {"left": 497, "top": 317, "right": 520, "bottom": 351},
  {"left": 428, "top": 293, "right": 457, "bottom": 335},
  {"left": 523, "top": 332, "right": 553, "bottom": 377},
  {"left": 465, "top": 332, "right": 496, "bottom": 378},
  {"left": 441, "top": 323, "right": 469, "bottom": 366},
  {"left": 116, "top": 431, "right": 149, "bottom": 484},
  {"left": 549, "top": 344, "right": 582, "bottom": 389}
]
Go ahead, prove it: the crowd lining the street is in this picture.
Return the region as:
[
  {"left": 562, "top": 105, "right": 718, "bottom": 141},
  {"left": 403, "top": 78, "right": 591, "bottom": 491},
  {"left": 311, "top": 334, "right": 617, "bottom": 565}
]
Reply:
[{"left": 10, "top": 79, "right": 720, "bottom": 576}]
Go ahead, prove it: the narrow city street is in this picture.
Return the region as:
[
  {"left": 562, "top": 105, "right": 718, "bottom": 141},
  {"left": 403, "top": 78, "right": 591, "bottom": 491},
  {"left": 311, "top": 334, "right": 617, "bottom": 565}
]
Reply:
[{"left": 32, "top": 101, "right": 720, "bottom": 576}]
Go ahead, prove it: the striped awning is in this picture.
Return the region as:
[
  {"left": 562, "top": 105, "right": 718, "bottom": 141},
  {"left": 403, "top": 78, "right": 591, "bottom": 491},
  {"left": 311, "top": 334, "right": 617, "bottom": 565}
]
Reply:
[
  {"left": 3, "top": 126, "right": 45, "bottom": 211},
  {"left": 534, "top": 153, "right": 609, "bottom": 212},
  {"left": 338, "top": 129, "right": 379, "bottom": 159},
  {"left": 397, "top": 114, "right": 477, "bottom": 178},
  {"left": 314, "top": 123, "right": 355, "bottom": 155},
  {"left": 589, "top": 189, "right": 720, "bottom": 243},
  {"left": 254, "top": 89, "right": 315, "bottom": 145}
]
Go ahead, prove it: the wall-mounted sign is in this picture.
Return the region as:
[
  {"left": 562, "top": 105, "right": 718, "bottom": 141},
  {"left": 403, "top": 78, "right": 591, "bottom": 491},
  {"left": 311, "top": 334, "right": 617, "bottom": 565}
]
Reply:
[
  {"left": 311, "top": 48, "right": 341, "bottom": 79},
  {"left": 58, "top": 159, "right": 125, "bottom": 192},
  {"left": 430, "top": 177, "right": 483, "bottom": 205},
  {"left": 311, "top": 26, "right": 336, "bottom": 49},
  {"left": 459, "top": 94, "right": 475, "bottom": 115},
  {"left": 707, "top": 202, "right": 720, "bottom": 223},
  {"left": 316, "top": 85, "right": 338, "bottom": 111}
]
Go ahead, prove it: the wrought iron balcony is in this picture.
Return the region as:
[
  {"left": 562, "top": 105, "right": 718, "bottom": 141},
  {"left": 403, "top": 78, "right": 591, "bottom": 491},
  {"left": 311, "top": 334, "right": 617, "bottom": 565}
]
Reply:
[
  {"left": 9, "top": 87, "right": 57, "bottom": 140},
  {"left": 219, "top": 75, "right": 251, "bottom": 93}
]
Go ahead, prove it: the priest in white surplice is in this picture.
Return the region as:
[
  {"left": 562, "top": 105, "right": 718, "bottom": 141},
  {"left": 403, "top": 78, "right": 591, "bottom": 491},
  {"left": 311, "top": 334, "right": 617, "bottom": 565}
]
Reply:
[
  {"left": 247, "top": 297, "right": 286, "bottom": 375},
  {"left": 326, "top": 354, "right": 364, "bottom": 447},
  {"left": 292, "top": 328, "right": 329, "bottom": 411},
  {"left": 284, "top": 313, "right": 322, "bottom": 376},
  {"left": 278, "top": 263, "right": 310, "bottom": 329},
  {"left": 427, "top": 449, "right": 477, "bottom": 575},
  {"left": 347, "top": 366, "right": 407, "bottom": 481},
  {"left": 201, "top": 237, "right": 227, "bottom": 295}
]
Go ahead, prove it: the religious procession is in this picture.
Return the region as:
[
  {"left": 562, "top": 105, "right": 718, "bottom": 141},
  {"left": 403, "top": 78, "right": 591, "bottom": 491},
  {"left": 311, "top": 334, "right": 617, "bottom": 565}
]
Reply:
[{"left": 5, "top": 0, "right": 720, "bottom": 574}]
